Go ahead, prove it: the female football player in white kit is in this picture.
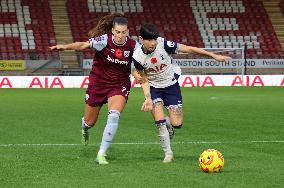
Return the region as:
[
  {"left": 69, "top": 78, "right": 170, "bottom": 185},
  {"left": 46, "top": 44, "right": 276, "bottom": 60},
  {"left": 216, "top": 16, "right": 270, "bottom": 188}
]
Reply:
[{"left": 133, "top": 23, "right": 231, "bottom": 163}]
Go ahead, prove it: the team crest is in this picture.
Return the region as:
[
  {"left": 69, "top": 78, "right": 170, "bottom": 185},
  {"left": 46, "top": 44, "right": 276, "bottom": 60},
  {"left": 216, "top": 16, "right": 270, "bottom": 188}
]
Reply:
[
  {"left": 124, "top": 51, "right": 130, "bottom": 57},
  {"left": 167, "top": 41, "right": 175, "bottom": 47}
]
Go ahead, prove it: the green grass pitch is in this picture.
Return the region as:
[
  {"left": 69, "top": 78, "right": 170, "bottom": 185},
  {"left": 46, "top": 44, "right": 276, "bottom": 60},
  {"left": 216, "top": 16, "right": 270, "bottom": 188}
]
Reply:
[{"left": 0, "top": 87, "right": 283, "bottom": 188}]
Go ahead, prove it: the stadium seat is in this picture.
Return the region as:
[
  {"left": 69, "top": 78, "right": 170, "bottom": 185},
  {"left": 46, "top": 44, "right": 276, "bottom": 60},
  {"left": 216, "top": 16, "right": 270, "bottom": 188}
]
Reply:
[
  {"left": 190, "top": 0, "right": 284, "bottom": 58},
  {"left": 67, "top": 0, "right": 200, "bottom": 58},
  {"left": 65, "top": 0, "right": 283, "bottom": 59},
  {"left": 0, "top": 0, "right": 58, "bottom": 60},
  {"left": 280, "top": 0, "right": 284, "bottom": 14}
]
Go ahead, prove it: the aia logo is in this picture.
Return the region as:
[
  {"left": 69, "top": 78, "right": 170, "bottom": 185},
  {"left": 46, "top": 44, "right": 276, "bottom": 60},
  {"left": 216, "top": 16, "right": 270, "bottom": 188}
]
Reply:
[
  {"left": 151, "top": 57, "right": 157, "bottom": 64},
  {"left": 148, "top": 63, "right": 167, "bottom": 73},
  {"left": 115, "top": 49, "right": 123, "bottom": 59}
]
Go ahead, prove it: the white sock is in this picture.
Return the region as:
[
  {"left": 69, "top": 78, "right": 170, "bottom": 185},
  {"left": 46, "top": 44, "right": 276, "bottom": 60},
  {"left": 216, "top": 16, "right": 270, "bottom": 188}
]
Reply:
[
  {"left": 98, "top": 110, "right": 120, "bottom": 155},
  {"left": 165, "top": 116, "right": 172, "bottom": 128},
  {"left": 82, "top": 117, "right": 92, "bottom": 130},
  {"left": 156, "top": 120, "right": 172, "bottom": 155}
]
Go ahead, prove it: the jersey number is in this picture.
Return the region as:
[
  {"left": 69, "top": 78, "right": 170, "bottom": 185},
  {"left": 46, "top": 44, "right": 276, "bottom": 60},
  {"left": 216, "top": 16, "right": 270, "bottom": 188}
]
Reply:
[{"left": 122, "top": 86, "right": 130, "bottom": 97}]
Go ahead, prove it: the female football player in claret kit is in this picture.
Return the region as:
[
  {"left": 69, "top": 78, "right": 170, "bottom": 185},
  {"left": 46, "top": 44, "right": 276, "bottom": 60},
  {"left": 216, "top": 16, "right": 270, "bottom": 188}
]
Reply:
[
  {"left": 133, "top": 23, "right": 231, "bottom": 163},
  {"left": 50, "top": 13, "right": 139, "bottom": 165}
]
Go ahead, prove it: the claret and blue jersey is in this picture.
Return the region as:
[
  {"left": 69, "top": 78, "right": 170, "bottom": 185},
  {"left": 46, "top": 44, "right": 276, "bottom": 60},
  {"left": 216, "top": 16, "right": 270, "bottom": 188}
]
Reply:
[{"left": 88, "top": 33, "right": 139, "bottom": 86}]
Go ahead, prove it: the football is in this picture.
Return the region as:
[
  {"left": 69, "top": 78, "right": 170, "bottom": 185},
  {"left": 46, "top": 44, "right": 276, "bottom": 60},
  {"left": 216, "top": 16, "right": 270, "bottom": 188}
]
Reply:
[{"left": 198, "top": 149, "right": 224, "bottom": 173}]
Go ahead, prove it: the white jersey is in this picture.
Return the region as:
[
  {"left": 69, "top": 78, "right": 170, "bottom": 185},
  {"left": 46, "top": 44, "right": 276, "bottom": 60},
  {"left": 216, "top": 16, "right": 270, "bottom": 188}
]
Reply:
[{"left": 133, "top": 37, "right": 179, "bottom": 88}]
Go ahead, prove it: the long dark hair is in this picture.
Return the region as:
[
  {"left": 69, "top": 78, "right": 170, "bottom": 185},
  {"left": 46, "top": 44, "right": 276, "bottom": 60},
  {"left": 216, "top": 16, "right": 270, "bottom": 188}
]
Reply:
[{"left": 88, "top": 13, "right": 128, "bottom": 38}]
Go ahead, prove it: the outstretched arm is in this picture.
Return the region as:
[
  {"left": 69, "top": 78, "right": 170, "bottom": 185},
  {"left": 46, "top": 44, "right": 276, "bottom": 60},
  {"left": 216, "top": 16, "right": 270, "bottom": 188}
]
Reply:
[
  {"left": 49, "top": 42, "right": 91, "bottom": 51},
  {"left": 177, "top": 44, "right": 231, "bottom": 62}
]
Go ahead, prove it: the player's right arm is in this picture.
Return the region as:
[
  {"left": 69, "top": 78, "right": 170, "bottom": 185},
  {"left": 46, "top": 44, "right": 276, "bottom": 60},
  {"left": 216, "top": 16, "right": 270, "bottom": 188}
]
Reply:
[
  {"left": 49, "top": 42, "right": 90, "bottom": 51},
  {"left": 137, "top": 70, "right": 152, "bottom": 112},
  {"left": 133, "top": 58, "right": 152, "bottom": 112},
  {"left": 133, "top": 69, "right": 148, "bottom": 84},
  {"left": 49, "top": 34, "right": 108, "bottom": 51}
]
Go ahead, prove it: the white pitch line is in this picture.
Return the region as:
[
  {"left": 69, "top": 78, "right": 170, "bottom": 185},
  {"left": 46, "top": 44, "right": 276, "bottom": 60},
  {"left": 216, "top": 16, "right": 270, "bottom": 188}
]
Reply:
[{"left": 0, "top": 140, "right": 283, "bottom": 147}]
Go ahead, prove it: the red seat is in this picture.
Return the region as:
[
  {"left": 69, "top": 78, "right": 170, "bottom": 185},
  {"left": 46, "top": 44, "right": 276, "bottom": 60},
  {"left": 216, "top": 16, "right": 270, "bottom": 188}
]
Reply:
[
  {"left": 280, "top": 0, "right": 284, "bottom": 13},
  {"left": 0, "top": 0, "right": 57, "bottom": 60},
  {"left": 64, "top": 0, "right": 284, "bottom": 59}
]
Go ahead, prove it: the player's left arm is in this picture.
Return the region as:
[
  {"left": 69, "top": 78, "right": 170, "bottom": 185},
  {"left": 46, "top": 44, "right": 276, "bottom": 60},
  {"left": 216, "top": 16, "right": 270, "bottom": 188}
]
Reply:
[
  {"left": 49, "top": 42, "right": 90, "bottom": 51},
  {"left": 177, "top": 44, "right": 231, "bottom": 62}
]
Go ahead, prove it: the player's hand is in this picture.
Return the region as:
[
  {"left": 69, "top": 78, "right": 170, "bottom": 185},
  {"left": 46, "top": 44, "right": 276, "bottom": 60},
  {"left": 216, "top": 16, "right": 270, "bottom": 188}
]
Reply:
[
  {"left": 141, "top": 98, "right": 153, "bottom": 112},
  {"left": 49, "top": 45, "right": 67, "bottom": 51},
  {"left": 212, "top": 54, "right": 232, "bottom": 62}
]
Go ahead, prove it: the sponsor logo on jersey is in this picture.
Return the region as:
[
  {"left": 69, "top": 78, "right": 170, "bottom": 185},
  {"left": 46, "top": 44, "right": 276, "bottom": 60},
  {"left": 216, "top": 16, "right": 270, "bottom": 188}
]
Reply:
[
  {"left": 124, "top": 51, "right": 130, "bottom": 57},
  {"left": 167, "top": 41, "right": 175, "bottom": 47},
  {"left": 148, "top": 63, "right": 167, "bottom": 73},
  {"left": 107, "top": 55, "right": 129, "bottom": 65}
]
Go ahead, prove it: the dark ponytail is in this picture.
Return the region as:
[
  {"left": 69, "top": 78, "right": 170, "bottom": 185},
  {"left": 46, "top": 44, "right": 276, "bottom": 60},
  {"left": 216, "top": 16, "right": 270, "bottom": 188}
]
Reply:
[{"left": 88, "top": 13, "right": 127, "bottom": 38}]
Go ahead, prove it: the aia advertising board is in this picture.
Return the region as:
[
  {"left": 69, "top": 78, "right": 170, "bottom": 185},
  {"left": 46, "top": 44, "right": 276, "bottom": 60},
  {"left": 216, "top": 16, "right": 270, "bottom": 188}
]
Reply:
[{"left": 0, "top": 75, "right": 284, "bottom": 88}]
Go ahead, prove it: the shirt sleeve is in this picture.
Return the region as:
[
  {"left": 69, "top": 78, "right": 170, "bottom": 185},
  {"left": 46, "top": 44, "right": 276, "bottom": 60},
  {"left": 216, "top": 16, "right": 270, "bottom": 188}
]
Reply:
[
  {"left": 88, "top": 34, "right": 108, "bottom": 51},
  {"left": 163, "top": 38, "right": 179, "bottom": 54},
  {"left": 134, "top": 41, "right": 141, "bottom": 50},
  {"left": 133, "top": 58, "right": 144, "bottom": 71}
]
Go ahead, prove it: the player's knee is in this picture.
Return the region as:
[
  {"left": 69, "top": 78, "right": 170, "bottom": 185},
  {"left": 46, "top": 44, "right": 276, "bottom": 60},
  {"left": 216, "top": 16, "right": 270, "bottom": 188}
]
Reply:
[
  {"left": 108, "top": 110, "right": 120, "bottom": 123},
  {"left": 171, "top": 119, "right": 183, "bottom": 128},
  {"left": 173, "top": 124, "right": 183, "bottom": 129}
]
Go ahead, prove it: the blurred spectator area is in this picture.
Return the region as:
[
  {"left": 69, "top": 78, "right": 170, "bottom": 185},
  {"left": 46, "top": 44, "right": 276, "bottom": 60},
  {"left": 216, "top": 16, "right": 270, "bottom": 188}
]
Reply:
[
  {"left": 280, "top": 0, "right": 284, "bottom": 14},
  {"left": 67, "top": 0, "right": 284, "bottom": 59},
  {"left": 0, "top": 0, "right": 284, "bottom": 61},
  {"left": 0, "top": 0, "right": 58, "bottom": 60}
]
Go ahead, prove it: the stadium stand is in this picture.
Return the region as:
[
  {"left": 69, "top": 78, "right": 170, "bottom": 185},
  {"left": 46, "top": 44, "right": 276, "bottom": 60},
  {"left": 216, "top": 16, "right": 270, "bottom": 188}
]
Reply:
[
  {"left": 191, "top": 0, "right": 284, "bottom": 59},
  {"left": 0, "top": 0, "right": 283, "bottom": 75},
  {"left": 280, "top": 0, "right": 284, "bottom": 14},
  {"left": 66, "top": 0, "right": 284, "bottom": 60},
  {"left": 66, "top": 0, "right": 202, "bottom": 59},
  {"left": 0, "top": 0, "right": 58, "bottom": 60}
]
